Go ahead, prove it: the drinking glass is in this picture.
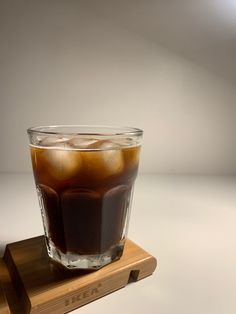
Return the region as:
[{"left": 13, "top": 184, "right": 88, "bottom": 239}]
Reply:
[{"left": 28, "top": 125, "right": 142, "bottom": 269}]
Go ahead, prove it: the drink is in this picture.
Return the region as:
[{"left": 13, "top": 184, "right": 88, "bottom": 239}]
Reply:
[{"left": 28, "top": 126, "right": 142, "bottom": 269}]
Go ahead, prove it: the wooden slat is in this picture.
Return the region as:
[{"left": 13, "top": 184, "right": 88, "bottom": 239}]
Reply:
[
  {"left": 0, "top": 260, "right": 11, "bottom": 314},
  {"left": 4, "top": 236, "right": 157, "bottom": 314},
  {"left": 0, "top": 284, "right": 9, "bottom": 314}
]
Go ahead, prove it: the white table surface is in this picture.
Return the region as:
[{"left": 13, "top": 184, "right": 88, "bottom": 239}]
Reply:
[{"left": 0, "top": 173, "right": 236, "bottom": 314}]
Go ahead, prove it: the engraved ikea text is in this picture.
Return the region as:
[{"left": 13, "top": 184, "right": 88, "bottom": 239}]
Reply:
[{"left": 65, "top": 283, "right": 102, "bottom": 306}]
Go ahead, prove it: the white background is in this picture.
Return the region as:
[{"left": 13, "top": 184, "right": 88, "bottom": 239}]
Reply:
[
  {"left": 1, "top": 2, "right": 236, "bottom": 314},
  {"left": 1, "top": 0, "right": 236, "bottom": 174}
]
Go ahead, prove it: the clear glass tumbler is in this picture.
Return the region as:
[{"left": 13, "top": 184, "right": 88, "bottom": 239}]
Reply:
[{"left": 28, "top": 125, "right": 142, "bottom": 269}]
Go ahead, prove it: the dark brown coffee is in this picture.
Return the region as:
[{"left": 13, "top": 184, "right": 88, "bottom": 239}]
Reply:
[{"left": 30, "top": 140, "right": 140, "bottom": 256}]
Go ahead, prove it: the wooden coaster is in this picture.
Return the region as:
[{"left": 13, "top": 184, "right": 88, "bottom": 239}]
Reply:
[
  {"left": 0, "top": 258, "right": 15, "bottom": 314},
  {"left": 0, "top": 282, "right": 9, "bottom": 314},
  {"left": 3, "top": 236, "right": 157, "bottom": 314},
  {"left": 0, "top": 258, "right": 22, "bottom": 314}
]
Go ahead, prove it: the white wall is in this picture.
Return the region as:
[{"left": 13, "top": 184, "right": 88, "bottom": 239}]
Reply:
[{"left": 1, "top": 1, "right": 236, "bottom": 174}]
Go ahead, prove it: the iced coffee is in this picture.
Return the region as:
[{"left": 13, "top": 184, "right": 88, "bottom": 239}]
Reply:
[{"left": 28, "top": 126, "right": 142, "bottom": 269}]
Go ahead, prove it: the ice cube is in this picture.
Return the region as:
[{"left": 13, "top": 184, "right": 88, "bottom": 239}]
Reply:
[
  {"left": 122, "top": 146, "right": 140, "bottom": 169},
  {"left": 31, "top": 134, "right": 44, "bottom": 146},
  {"left": 101, "top": 149, "right": 124, "bottom": 175},
  {"left": 68, "top": 138, "right": 98, "bottom": 149},
  {"left": 112, "top": 138, "right": 134, "bottom": 147},
  {"left": 42, "top": 148, "right": 82, "bottom": 180},
  {"left": 82, "top": 140, "right": 124, "bottom": 178},
  {"left": 94, "top": 140, "right": 120, "bottom": 150},
  {"left": 40, "top": 136, "right": 69, "bottom": 147}
]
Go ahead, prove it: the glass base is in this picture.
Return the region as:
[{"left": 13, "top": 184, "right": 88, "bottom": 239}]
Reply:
[{"left": 46, "top": 239, "right": 125, "bottom": 269}]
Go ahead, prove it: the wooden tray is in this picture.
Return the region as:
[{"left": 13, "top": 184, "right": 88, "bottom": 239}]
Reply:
[
  {"left": 1, "top": 236, "right": 157, "bottom": 314},
  {"left": 0, "top": 271, "right": 10, "bottom": 314}
]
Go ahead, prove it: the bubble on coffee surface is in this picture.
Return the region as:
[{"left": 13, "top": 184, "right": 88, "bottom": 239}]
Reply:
[
  {"left": 42, "top": 145, "right": 82, "bottom": 180},
  {"left": 82, "top": 140, "right": 124, "bottom": 177}
]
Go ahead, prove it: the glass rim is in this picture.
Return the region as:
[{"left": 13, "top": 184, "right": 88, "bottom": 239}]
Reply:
[{"left": 27, "top": 125, "right": 143, "bottom": 137}]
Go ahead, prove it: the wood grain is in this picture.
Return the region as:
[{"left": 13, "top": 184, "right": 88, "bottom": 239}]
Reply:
[
  {"left": 0, "top": 281, "right": 9, "bottom": 314},
  {"left": 3, "top": 236, "right": 157, "bottom": 313},
  {"left": 0, "top": 259, "right": 12, "bottom": 314}
]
